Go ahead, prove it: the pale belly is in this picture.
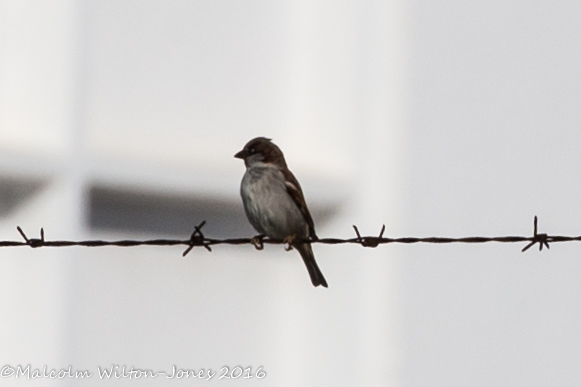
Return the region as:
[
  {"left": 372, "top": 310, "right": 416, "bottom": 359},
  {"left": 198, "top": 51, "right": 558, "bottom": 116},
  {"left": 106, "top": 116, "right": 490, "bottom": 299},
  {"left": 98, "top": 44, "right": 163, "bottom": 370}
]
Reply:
[{"left": 240, "top": 167, "right": 308, "bottom": 240}]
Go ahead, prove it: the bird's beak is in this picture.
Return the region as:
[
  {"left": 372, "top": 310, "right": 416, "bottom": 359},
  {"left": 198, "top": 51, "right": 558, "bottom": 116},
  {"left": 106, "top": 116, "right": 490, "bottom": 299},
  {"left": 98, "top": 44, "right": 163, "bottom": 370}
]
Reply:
[{"left": 234, "top": 149, "right": 247, "bottom": 159}]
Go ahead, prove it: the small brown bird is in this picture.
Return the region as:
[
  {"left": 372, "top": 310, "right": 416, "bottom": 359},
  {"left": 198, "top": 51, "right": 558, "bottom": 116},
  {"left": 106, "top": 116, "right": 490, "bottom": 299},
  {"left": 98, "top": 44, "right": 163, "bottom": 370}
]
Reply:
[{"left": 235, "top": 137, "right": 328, "bottom": 287}]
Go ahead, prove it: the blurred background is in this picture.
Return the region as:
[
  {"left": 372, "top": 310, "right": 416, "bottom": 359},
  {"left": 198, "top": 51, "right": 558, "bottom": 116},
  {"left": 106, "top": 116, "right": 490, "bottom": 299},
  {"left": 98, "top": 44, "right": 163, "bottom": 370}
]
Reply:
[{"left": 1, "top": 0, "right": 581, "bottom": 385}]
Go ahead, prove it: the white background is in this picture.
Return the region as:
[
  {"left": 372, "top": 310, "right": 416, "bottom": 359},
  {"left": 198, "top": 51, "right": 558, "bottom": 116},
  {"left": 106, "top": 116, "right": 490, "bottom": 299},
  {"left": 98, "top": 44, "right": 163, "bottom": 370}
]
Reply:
[{"left": 1, "top": 0, "right": 581, "bottom": 385}]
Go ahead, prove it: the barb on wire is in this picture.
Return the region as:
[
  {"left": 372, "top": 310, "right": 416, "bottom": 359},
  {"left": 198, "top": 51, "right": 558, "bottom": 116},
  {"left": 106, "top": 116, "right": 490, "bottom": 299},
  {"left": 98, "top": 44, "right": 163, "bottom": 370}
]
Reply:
[
  {"left": 521, "top": 216, "right": 551, "bottom": 252},
  {"left": 353, "top": 224, "right": 385, "bottom": 248},
  {"left": 182, "top": 220, "right": 211, "bottom": 256},
  {"left": 17, "top": 226, "right": 44, "bottom": 248},
  {"left": 3, "top": 216, "right": 581, "bottom": 254}
]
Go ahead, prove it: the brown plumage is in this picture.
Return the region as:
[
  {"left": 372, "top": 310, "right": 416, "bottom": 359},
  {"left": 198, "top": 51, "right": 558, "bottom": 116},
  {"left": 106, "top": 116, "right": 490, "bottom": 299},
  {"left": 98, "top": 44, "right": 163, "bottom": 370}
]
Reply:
[{"left": 235, "top": 137, "right": 328, "bottom": 287}]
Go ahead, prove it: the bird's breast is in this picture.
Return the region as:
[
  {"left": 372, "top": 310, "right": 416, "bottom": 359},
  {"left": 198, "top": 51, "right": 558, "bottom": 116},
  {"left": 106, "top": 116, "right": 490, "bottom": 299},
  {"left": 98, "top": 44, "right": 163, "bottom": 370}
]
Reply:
[{"left": 240, "top": 166, "right": 307, "bottom": 239}]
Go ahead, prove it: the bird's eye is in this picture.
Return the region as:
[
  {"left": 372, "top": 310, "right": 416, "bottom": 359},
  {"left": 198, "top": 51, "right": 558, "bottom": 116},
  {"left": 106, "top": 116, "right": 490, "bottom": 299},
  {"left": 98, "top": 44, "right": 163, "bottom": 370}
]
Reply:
[{"left": 249, "top": 148, "right": 255, "bottom": 154}]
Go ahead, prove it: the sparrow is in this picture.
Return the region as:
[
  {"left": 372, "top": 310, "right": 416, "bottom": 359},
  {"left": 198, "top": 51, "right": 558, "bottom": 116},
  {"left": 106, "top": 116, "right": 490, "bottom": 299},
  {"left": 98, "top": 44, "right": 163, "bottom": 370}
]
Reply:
[{"left": 235, "top": 137, "right": 328, "bottom": 288}]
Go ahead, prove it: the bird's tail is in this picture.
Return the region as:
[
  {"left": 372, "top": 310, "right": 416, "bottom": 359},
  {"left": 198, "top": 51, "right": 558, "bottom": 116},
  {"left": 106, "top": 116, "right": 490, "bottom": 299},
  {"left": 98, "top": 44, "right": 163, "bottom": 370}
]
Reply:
[{"left": 295, "top": 243, "right": 328, "bottom": 288}]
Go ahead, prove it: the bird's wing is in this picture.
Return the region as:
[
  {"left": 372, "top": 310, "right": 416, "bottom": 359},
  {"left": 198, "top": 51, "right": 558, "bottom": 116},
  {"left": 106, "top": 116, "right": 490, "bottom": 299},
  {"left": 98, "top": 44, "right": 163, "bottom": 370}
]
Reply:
[{"left": 280, "top": 168, "right": 318, "bottom": 239}]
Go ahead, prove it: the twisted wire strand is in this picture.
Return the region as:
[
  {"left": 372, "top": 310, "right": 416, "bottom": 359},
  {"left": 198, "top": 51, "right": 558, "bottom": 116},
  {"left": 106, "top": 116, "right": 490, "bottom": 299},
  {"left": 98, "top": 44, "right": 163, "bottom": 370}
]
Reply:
[{"left": 0, "top": 216, "right": 567, "bottom": 255}]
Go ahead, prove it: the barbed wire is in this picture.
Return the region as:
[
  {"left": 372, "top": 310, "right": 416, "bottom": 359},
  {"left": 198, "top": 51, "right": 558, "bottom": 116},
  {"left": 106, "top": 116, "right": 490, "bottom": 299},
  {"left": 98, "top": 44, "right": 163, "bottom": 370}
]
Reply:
[{"left": 0, "top": 216, "right": 573, "bottom": 256}]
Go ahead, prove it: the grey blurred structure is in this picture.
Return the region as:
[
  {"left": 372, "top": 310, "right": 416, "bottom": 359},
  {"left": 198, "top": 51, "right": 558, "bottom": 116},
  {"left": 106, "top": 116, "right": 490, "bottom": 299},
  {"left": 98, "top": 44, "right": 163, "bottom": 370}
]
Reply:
[{"left": 1, "top": 0, "right": 581, "bottom": 386}]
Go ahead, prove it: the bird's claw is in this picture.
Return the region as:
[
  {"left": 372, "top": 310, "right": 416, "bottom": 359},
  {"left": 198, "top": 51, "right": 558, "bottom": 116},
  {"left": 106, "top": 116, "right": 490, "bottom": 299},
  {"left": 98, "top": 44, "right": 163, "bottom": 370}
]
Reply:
[
  {"left": 283, "top": 235, "right": 296, "bottom": 251},
  {"left": 251, "top": 235, "right": 265, "bottom": 250}
]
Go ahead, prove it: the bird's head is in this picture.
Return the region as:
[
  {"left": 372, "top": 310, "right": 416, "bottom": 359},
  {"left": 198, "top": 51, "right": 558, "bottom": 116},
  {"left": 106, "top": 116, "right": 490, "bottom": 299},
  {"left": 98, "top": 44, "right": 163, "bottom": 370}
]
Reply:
[{"left": 234, "top": 137, "right": 287, "bottom": 168}]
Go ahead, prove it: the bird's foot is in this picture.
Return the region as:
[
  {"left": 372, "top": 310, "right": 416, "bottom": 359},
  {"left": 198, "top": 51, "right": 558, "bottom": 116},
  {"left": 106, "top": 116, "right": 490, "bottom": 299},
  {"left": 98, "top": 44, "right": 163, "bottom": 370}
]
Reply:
[
  {"left": 251, "top": 235, "right": 265, "bottom": 250},
  {"left": 283, "top": 235, "right": 297, "bottom": 251}
]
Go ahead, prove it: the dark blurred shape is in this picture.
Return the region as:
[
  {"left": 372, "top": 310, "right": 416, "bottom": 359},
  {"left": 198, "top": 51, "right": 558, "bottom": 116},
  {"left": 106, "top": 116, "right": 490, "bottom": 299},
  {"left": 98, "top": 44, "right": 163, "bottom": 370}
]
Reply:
[
  {"left": 88, "top": 185, "right": 338, "bottom": 239},
  {"left": 0, "top": 177, "right": 44, "bottom": 218},
  {"left": 88, "top": 186, "right": 254, "bottom": 238}
]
